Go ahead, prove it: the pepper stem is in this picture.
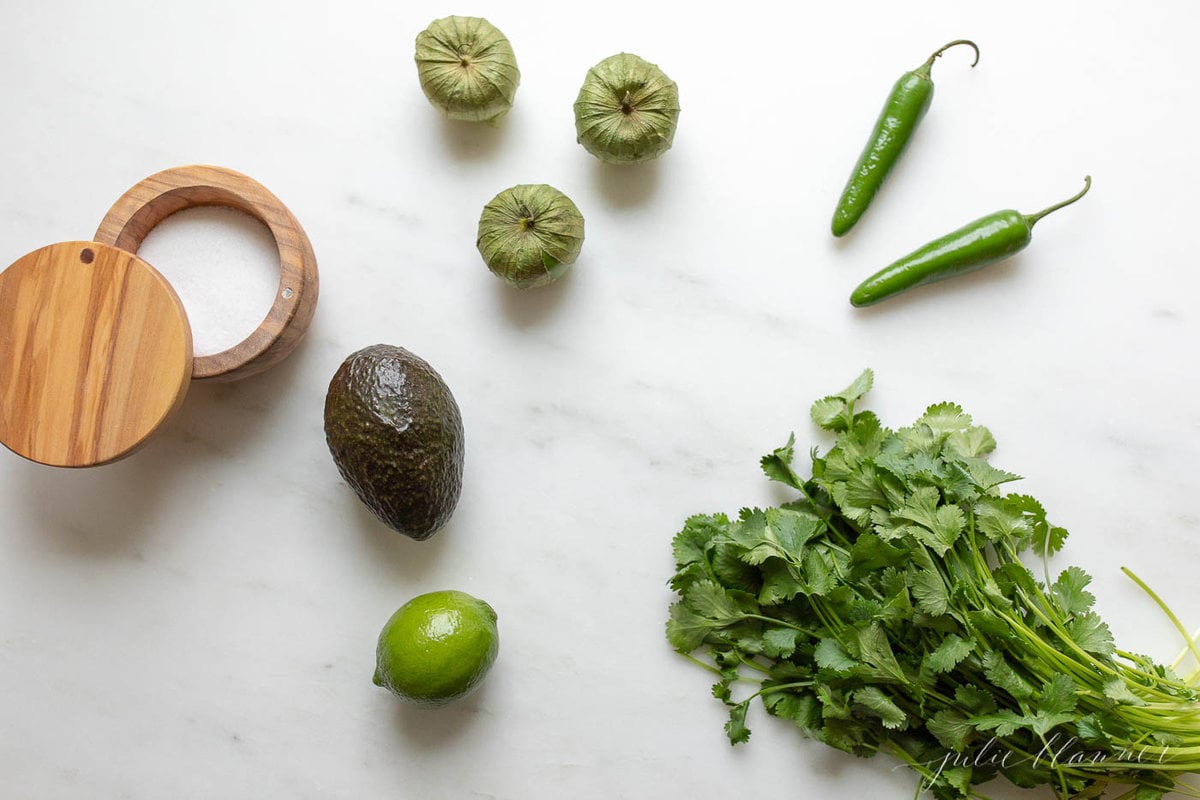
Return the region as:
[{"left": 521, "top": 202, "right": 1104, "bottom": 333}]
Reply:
[
  {"left": 1025, "top": 176, "right": 1092, "bottom": 228},
  {"left": 922, "top": 39, "right": 981, "bottom": 71}
]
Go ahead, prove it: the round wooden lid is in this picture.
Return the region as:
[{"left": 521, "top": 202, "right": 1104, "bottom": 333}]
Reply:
[{"left": 0, "top": 241, "right": 193, "bottom": 467}]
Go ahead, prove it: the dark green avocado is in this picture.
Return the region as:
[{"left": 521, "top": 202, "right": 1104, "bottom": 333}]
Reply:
[{"left": 323, "top": 344, "right": 465, "bottom": 540}]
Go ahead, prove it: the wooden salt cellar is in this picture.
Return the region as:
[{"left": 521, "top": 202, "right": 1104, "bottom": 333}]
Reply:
[{"left": 0, "top": 165, "right": 319, "bottom": 468}]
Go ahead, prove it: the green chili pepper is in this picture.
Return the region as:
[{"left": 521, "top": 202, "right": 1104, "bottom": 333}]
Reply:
[
  {"left": 849, "top": 176, "right": 1092, "bottom": 307},
  {"left": 831, "top": 39, "right": 980, "bottom": 238}
]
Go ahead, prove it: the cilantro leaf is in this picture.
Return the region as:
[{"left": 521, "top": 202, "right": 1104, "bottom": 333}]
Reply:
[
  {"left": 829, "top": 466, "right": 890, "bottom": 526},
  {"left": 1075, "top": 713, "right": 1112, "bottom": 746},
  {"left": 1052, "top": 566, "right": 1096, "bottom": 617},
  {"left": 925, "top": 634, "right": 975, "bottom": 673},
  {"left": 945, "top": 425, "right": 997, "bottom": 459},
  {"left": 686, "top": 579, "right": 754, "bottom": 621},
  {"left": 761, "top": 627, "right": 801, "bottom": 659},
  {"left": 954, "top": 684, "right": 998, "bottom": 714},
  {"left": 1066, "top": 612, "right": 1116, "bottom": 657},
  {"left": 666, "top": 579, "right": 763, "bottom": 652},
  {"left": 1009, "top": 494, "right": 1070, "bottom": 556},
  {"left": 837, "top": 369, "right": 875, "bottom": 405},
  {"left": 670, "top": 514, "right": 729, "bottom": 589},
  {"left": 938, "top": 460, "right": 986, "bottom": 503},
  {"left": 971, "top": 709, "right": 1029, "bottom": 737},
  {"left": 895, "top": 486, "right": 944, "bottom": 529},
  {"left": 893, "top": 487, "right": 965, "bottom": 556},
  {"left": 815, "top": 685, "right": 854, "bottom": 729},
  {"left": 758, "top": 559, "right": 805, "bottom": 606},
  {"left": 768, "top": 507, "right": 823, "bottom": 556},
  {"left": 911, "top": 569, "right": 950, "bottom": 617},
  {"left": 761, "top": 433, "right": 804, "bottom": 489},
  {"left": 839, "top": 411, "right": 889, "bottom": 465},
  {"left": 974, "top": 496, "right": 1033, "bottom": 546},
  {"left": 922, "top": 504, "right": 966, "bottom": 555},
  {"left": 849, "top": 533, "right": 909, "bottom": 576},
  {"left": 918, "top": 402, "right": 974, "bottom": 437},
  {"left": 1037, "top": 524, "right": 1070, "bottom": 558},
  {"left": 725, "top": 701, "right": 751, "bottom": 745},
  {"left": 1030, "top": 674, "right": 1079, "bottom": 735},
  {"left": 712, "top": 543, "right": 762, "bottom": 591},
  {"left": 811, "top": 396, "right": 850, "bottom": 432},
  {"left": 725, "top": 507, "right": 769, "bottom": 552},
  {"left": 803, "top": 547, "right": 836, "bottom": 596},
  {"left": 666, "top": 602, "right": 711, "bottom": 653},
  {"left": 726, "top": 507, "right": 824, "bottom": 571},
  {"left": 927, "top": 709, "right": 974, "bottom": 750},
  {"left": 852, "top": 686, "right": 908, "bottom": 730},
  {"left": 814, "top": 637, "right": 858, "bottom": 673},
  {"left": 1103, "top": 677, "right": 1148, "bottom": 707},
  {"left": 810, "top": 370, "right": 874, "bottom": 432},
  {"left": 960, "top": 457, "right": 1022, "bottom": 491},
  {"left": 671, "top": 515, "right": 715, "bottom": 568},
  {"left": 993, "top": 561, "right": 1038, "bottom": 600},
  {"left": 764, "top": 691, "right": 822, "bottom": 732},
  {"left": 854, "top": 624, "right": 908, "bottom": 683},
  {"left": 981, "top": 651, "right": 1035, "bottom": 700}
]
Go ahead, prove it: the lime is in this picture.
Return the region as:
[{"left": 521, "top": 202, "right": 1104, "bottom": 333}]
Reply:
[{"left": 373, "top": 589, "right": 499, "bottom": 707}]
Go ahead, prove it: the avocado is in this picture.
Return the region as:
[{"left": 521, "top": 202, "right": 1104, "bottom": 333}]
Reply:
[{"left": 323, "top": 345, "right": 465, "bottom": 540}]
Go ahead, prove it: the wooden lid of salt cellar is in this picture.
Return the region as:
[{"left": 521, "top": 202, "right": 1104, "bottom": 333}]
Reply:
[{"left": 0, "top": 242, "right": 192, "bottom": 467}]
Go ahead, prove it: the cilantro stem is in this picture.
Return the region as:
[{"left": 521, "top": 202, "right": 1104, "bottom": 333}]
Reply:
[
  {"left": 1113, "top": 648, "right": 1196, "bottom": 696},
  {"left": 1121, "top": 566, "right": 1200, "bottom": 668},
  {"left": 1170, "top": 627, "right": 1200, "bottom": 673},
  {"left": 965, "top": 511, "right": 991, "bottom": 584},
  {"left": 680, "top": 652, "right": 724, "bottom": 676},
  {"left": 1173, "top": 778, "right": 1200, "bottom": 798},
  {"left": 736, "top": 657, "right": 774, "bottom": 676},
  {"left": 744, "top": 613, "right": 817, "bottom": 636},
  {"left": 1006, "top": 591, "right": 1121, "bottom": 679},
  {"left": 744, "top": 680, "right": 814, "bottom": 703}
]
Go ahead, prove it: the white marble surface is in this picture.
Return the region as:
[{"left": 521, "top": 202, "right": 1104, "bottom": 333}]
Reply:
[{"left": 3, "top": 1, "right": 1200, "bottom": 797}]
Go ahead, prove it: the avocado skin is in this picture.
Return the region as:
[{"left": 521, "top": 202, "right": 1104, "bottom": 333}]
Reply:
[{"left": 323, "top": 345, "right": 465, "bottom": 540}]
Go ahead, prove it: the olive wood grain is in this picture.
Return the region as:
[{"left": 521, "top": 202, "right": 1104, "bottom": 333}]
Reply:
[
  {"left": 0, "top": 242, "right": 193, "bottom": 467},
  {"left": 94, "top": 165, "right": 319, "bottom": 382}
]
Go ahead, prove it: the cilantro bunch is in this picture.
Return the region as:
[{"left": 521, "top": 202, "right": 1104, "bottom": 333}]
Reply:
[{"left": 667, "top": 371, "right": 1200, "bottom": 800}]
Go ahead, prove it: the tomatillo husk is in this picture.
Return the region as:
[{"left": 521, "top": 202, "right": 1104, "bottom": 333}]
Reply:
[
  {"left": 414, "top": 16, "right": 520, "bottom": 124},
  {"left": 574, "top": 53, "right": 680, "bottom": 164},
  {"left": 476, "top": 185, "right": 585, "bottom": 289}
]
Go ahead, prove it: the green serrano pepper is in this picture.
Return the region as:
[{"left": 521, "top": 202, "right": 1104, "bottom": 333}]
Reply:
[
  {"left": 849, "top": 176, "right": 1092, "bottom": 307},
  {"left": 831, "top": 39, "right": 979, "bottom": 238}
]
